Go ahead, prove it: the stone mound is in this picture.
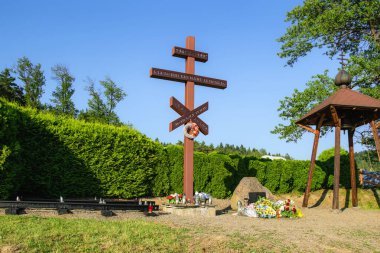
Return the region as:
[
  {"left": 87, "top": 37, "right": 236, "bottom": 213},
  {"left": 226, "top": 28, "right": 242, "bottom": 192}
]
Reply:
[{"left": 230, "top": 177, "right": 274, "bottom": 210}]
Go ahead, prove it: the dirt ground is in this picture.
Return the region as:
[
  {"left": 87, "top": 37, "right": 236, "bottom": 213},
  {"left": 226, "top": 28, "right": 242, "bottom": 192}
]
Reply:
[
  {"left": 147, "top": 190, "right": 380, "bottom": 252},
  {"left": 1, "top": 189, "right": 380, "bottom": 253}
]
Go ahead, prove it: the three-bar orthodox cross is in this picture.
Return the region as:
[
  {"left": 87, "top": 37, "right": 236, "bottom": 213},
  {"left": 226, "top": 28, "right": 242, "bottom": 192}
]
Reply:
[{"left": 150, "top": 36, "right": 227, "bottom": 201}]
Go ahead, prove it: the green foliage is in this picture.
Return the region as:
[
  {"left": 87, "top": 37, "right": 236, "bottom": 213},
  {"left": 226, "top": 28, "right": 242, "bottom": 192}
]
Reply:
[
  {"left": 317, "top": 147, "right": 353, "bottom": 188},
  {"left": 152, "top": 146, "right": 340, "bottom": 198},
  {"left": 355, "top": 150, "right": 380, "bottom": 172},
  {"left": 152, "top": 146, "right": 235, "bottom": 198},
  {"left": 274, "top": 0, "right": 380, "bottom": 142},
  {"left": 50, "top": 65, "right": 76, "bottom": 117},
  {"left": 101, "top": 76, "right": 127, "bottom": 124},
  {"left": 0, "top": 145, "right": 11, "bottom": 169},
  {"left": 166, "top": 140, "right": 290, "bottom": 158},
  {"left": 78, "top": 79, "right": 107, "bottom": 124},
  {"left": 151, "top": 148, "right": 171, "bottom": 196},
  {"left": 271, "top": 71, "right": 336, "bottom": 142},
  {"left": 0, "top": 99, "right": 357, "bottom": 199},
  {"left": 16, "top": 57, "right": 46, "bottom": 109},
  {"left": 78, "top": 77, "right": 126, "bottom": 125},
  {"left": 0, "top": 99, "right": 161, "bottom": 199},
  {"left": 247, "top": 158, "right": 325, "bottom": 193},
  {"left": 278, "top": 0, "right": 380, "bottom": 67},
  {"left": 0, "top": 68, "right": 25, "bottom": 105},
  {"left": 204, "top": 153, "right": 233, "bottom": 198}
]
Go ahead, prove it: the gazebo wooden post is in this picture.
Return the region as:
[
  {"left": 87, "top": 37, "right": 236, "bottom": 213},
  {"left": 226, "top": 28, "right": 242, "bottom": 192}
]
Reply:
[
  {"left": 302, "top": 114, "right": 325, "bottom": 207},
  {"left": 331, "top": 106, "right": 341, "bottom": 210},
  {"left": 348, "top": 129, "right": 358, "bottom": 207},
  {"left": 370, "top": 121, "right": 380, "bottom": 161}
]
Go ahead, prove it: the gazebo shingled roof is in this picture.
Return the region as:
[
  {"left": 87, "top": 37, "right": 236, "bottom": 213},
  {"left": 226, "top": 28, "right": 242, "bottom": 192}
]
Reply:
[
  {"left": 296, "top": 88, "right": 380, "bottom": 128},
  {"left": 297, "top": 69, "right": 380, "bottom": 210}
]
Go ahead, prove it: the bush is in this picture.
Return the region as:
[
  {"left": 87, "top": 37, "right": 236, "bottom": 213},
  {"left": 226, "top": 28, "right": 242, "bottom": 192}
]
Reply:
[{"left": 318, "top": 147, "right": 355, "bottom": 188}]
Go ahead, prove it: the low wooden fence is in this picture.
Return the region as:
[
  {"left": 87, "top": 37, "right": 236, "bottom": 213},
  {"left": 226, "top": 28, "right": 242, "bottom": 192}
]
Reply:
[{"left": 0, "top": 198, "right": 159, "bottom": 216}]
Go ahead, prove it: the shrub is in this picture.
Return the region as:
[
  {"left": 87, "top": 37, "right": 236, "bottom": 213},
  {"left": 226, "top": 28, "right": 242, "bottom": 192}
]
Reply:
[{"left": 318, "top": 147, "right": 354, "bottom": 188}]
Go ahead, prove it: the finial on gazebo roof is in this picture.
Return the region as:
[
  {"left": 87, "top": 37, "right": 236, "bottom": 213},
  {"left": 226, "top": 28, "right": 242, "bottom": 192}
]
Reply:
[{"left": 335, "top": 52, "right": 351, "bottom": 88}]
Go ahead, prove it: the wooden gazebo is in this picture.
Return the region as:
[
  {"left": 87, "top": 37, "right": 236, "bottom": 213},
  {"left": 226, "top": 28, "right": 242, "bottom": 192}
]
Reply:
[{"left": 297, "top": 69, "right": 380, "bottom": 209}]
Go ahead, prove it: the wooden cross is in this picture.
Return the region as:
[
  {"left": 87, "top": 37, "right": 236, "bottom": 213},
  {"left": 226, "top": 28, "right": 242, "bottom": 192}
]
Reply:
[
  {"left": 150, "top": 36, "right": 227, "bottom": 201},
  {"left": 338, "top": 51, "right": 348, "bottom": 69}
]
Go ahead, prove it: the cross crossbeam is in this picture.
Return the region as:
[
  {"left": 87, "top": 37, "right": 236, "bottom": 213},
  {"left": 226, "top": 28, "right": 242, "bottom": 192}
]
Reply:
[
  {"left": 172, "top": 47, "right": 208, "bottom": 62},
  {"left": 169, "top": 96, "right": 208, "bottom": 135},
  {"left": 150, "top": 68, "right": 227, "bottom": 89}
]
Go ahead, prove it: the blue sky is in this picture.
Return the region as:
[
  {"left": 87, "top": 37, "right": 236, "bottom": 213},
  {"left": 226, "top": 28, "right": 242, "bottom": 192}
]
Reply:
[{"left": 1, "top": 1, "right": 360, "bottom": 159}]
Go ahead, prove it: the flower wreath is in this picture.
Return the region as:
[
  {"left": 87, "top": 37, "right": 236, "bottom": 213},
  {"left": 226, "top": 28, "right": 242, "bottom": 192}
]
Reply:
[{"left": 184, "top": 122, "right": 199, "bottom": 139}]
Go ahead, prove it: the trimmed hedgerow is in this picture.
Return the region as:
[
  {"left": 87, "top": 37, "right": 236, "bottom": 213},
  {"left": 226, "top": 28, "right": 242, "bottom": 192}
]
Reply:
[
  {"left": 0, "top": 99, "right": 356, "bottom": 199},
  {"left": 0, "top": 99, "right": 162, "bottom": 199}
]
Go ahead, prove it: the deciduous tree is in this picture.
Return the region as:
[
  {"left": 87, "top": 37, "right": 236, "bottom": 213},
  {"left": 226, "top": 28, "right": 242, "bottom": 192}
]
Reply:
[
  {"left": 0, "top": 68, "right": 25, "bottom": 105},
  {"left": 16, "top": 57, "right": 45, "bottom": 109},
  {"left": 50, "top": 65, "right": 76, "bottom": 116},
  {"left": 79, "top": 77, "right": 126, "bottom": 125},
  {"left": 273, "top": 0, "right": 380, "bottom": 142},
  {"left": 101, "top": 77, "right": 126, "bottom": 125}
]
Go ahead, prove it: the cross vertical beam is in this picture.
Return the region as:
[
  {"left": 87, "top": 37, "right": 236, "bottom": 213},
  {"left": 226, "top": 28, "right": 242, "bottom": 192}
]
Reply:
[{"left": 184, "top": 36, "right": 195, "bottom": 201}]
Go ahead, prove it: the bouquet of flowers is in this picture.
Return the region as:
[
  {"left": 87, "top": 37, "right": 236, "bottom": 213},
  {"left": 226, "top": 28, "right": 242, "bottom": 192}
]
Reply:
[
  {"left": 255, "top": 204, "right": 276, "bottom": 218},
  {"left": 166, "top": 193, "right": 183, "bottom": 204},
  {"left": 237, "top": 197, "right": 303, "bottom": 219},
  {"left": 254, "top": 197, "right": 276, "bottom": 218},
  {"left": 273, "top": 199, "right": 303, "bottom": 218}
]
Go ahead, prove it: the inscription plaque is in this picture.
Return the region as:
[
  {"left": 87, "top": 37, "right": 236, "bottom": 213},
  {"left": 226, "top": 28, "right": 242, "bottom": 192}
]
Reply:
[
  {"left": 169, "top": 96, "right": 208, "bottom": 135},
  {"left": 150, "top": 68, "right": 227, "bottom": 89},
  {"left": 172, "top": 47, "right": 208, "bottom": 62}
]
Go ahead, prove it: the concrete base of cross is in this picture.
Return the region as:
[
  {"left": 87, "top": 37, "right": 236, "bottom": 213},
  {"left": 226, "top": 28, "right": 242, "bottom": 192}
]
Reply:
[{"left": 162, "top": 204, "right": 216, "bottom": 217}]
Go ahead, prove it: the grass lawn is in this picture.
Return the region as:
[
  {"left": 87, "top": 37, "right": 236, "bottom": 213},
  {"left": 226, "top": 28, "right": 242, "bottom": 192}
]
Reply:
[
  {"left": 1, "top": 188, "right": 379, "bottom": 253},
  {"left": 0, "top": 216, "right": 192, "bottom": 253},
  {"left": 1, "top": 215, "right": 271, "bottom": 253}
]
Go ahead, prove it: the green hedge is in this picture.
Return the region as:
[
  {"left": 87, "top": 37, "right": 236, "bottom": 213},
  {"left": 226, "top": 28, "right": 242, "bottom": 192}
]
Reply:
[
  {"left": 0, "top": 99, "right": 357, "bottom": 199},
  {"left": 0, "top": 99, "right": 163, "bottom": 199},
  {"left": 151, "top": 147, "right": 351, "bottom": 198}
]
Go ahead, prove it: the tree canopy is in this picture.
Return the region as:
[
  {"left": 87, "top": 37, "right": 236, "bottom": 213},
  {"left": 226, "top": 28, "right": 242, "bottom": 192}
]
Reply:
[
  {"left": 16, "top": 57, "right": 46, "bottom": 109},
  {"left": 0, "top": 68, "right": 25, "bottom": 105},
  {"left": 78, "top": 77, "right": 126, "bottom": 125},
  {"left": 101, "top": 77, "right": 127, "bottom": 125},
  {"left": 50, "top": 65, "right": 76, "bottom": 117},
  {"left": 273, "top": 0, "right": 380, "bottom": 142}
]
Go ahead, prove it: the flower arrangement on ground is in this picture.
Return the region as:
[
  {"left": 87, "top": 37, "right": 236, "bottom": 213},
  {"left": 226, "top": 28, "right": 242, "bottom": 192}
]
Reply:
[
  {"left": 238, "top": 197, "right": 303, "bottom": 219},
  {"left": 273, "top": 199, "right": 303, "bottom": 218},
  {"left": 254, "top": 197, "right": 276, "bottom": 218}
]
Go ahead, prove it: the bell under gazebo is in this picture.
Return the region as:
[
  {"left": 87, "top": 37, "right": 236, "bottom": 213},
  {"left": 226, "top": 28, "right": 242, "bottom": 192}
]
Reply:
[{"left": 297, "top": 68, "right": 380, "bottom": 209}]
